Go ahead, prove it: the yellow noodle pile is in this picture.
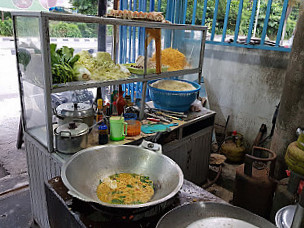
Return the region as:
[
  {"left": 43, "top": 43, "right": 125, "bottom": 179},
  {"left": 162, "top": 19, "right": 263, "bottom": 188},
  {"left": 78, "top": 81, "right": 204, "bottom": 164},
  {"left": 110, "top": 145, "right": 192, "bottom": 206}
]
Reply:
[
  {"left": 96, "top": 173, "right": 154, "bottom": 205},
  {"left": 151, "top": 48, "right": 187, "bottom": 71}
]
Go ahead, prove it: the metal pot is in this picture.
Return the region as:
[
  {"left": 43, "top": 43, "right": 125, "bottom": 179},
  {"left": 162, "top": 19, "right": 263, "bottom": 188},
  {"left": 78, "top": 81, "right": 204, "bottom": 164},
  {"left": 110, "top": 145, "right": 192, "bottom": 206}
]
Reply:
[
  {"left": 54, "top": 121, "right": 89, "bottom": 154},
  {"left": 61, "top": 145, "right": 183, "bottom": 210},
  {"left": 55, "top": 102, "right": 94, "bottom": 127}
]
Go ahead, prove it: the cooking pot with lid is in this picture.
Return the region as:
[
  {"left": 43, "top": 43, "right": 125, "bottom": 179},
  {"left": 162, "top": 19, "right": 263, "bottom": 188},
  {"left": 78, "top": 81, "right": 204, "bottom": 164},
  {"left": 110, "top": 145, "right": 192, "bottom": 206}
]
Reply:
[
  {"left": 55, "top": 102, "right": 94, "bottom": 127},
  {"left": 54, "top": 121, "right": 89, "bottom": 154}
]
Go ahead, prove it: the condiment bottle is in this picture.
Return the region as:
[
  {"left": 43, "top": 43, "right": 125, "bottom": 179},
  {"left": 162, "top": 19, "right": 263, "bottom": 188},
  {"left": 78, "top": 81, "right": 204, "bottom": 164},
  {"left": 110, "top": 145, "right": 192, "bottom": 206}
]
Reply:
[
  {"left": 110, "top": 90, "right": 118, "bottom": 115},
  {"left": 125, "top": 95, "right": 133, "bottom": 108},
  {"left": 96, "top": 98, "right": 103, "bottom": 124},
  {"left": 98, "top": 123, "right": 108, "bottom": 145},
  {"left": 116, "top": 85, "right": 126, "bottom": 115},
  {"left": 112, "top": 101, "right": 118, "bottom": 116}
]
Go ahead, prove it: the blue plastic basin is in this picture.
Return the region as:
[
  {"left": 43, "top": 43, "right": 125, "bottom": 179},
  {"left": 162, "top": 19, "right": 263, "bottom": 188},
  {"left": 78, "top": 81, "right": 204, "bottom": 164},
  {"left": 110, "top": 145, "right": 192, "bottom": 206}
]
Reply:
[{"left": 148, "top": 79, "right": 201, "bottom": 112}]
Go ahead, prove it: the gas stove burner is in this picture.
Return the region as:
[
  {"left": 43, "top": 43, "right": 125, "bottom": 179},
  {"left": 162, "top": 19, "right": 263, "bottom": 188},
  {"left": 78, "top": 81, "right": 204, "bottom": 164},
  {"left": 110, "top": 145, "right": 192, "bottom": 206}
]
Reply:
[
  {"left": 46, "top": 177, "right": 224, "bottom": 228},
  {"left": 89, "top": 196, "right": 176, "bottom": 222}
]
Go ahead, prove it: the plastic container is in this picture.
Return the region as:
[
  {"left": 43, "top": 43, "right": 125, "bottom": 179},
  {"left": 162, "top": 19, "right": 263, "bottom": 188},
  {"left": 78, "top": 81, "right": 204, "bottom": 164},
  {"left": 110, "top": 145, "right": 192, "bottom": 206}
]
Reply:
[
  {"left": 124, "top": 113, "right": 137, "bottom": 120},
  {"left": 147, "top": 79, "right": 201, "bottom": 112},
  {"left": 126, "top": 120, "right": 141, "bottom": 136}
]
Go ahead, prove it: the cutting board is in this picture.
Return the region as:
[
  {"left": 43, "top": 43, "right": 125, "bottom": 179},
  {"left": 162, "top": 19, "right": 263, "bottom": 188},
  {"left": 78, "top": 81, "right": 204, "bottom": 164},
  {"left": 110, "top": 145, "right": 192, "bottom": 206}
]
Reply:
[{"left": 141, "top": 123, "right": 178, "bottom": 134}]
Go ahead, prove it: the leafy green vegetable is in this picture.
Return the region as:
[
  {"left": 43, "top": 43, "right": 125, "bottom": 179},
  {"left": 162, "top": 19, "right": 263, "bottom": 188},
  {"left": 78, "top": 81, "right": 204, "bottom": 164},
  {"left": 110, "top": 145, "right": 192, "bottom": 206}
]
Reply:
[
  {"left": 76, "top": 50, "right": 130, "bottom": 81},
  {"left": 50, "top": 43, "right": 80, "bottom": 84},
  {"left": 131, "top": 201, "right": 143, "bottom": 204},
  {"left": 109, "top": 174, "right": 119, "bottom": 180},
  {"left": 111, "top": 198, "right": 124, "bottom": 204},
  {"left": 74, "top": 65, "right": 91, "bottom": 81},
  {"left": 126, "top": 184, "right": 133, "bottom": 188},
  {"left": 140, "top": 176, "right": 150, "bottom": 183},
  {"left": 112, "top": 191, "right": 123, "bottom": 195}
]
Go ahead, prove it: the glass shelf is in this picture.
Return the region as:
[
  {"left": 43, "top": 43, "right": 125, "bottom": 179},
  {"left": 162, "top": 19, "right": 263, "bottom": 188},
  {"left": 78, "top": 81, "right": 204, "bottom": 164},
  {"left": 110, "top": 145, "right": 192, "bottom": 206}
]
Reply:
[{"left": 51, "top": 68, "right": 200, "bottom": 93}]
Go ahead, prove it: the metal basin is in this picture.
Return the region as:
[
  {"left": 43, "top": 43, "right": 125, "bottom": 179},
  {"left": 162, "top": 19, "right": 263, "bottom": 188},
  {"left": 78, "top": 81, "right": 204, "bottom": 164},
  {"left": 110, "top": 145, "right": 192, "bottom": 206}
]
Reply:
[
  {"left": 156, "top": 202, "right": 277, "bottom": 228},
  {"left": 61, "top": 145, "right": 184, "bottom": 209}
]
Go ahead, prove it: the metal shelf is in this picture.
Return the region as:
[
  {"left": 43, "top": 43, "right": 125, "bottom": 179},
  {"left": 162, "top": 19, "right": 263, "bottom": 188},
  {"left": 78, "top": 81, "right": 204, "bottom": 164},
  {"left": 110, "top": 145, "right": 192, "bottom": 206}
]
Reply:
[
  {"left": 51, "top": 68, "right": 200, "bottom": 93},
  {"left": 12, "top": 11, "right": 207, "bottom": 153},
  {"left": 11, "top": 11, "right": 208, "bottom": 32},
  {"left": 52, "top": 75, "right": 145, "bottom": 93}
]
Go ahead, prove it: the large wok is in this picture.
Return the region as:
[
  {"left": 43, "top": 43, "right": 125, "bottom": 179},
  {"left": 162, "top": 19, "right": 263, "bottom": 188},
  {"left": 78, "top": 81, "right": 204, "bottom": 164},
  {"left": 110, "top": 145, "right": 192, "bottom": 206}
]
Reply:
[
  {"left": 156, "top": 202, "right": 277, "bottom": 228},
  {"left": 61, "top": 145, "right": 183, "bottom": 211}
]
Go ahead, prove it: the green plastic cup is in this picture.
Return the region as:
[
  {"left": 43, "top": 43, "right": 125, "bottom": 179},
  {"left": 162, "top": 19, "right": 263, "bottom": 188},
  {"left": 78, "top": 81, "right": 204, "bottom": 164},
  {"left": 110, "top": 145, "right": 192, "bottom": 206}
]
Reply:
[{"left": 109, "top": 116, "right": 128, "bottom": 141}]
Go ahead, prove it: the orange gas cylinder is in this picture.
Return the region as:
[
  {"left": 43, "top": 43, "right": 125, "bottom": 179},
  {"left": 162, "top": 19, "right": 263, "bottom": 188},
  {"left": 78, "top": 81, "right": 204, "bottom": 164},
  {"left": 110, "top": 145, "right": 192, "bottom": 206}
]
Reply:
[{"left": 233, "top": 146, "right": 277, "bottom": 219}]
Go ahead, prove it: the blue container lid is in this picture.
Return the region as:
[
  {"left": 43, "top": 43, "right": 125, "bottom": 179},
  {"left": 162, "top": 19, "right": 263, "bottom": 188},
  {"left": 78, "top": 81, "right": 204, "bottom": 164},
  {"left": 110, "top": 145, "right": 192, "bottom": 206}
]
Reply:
[{"left": 124, "top": 113, "right": 137, "bottom": 120}]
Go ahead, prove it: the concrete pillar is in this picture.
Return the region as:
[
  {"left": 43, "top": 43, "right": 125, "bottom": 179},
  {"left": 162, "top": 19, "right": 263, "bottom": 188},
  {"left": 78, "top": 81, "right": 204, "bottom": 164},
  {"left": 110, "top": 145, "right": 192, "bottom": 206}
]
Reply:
[{"left": 271, "top": 4, "right": 304, "bottom": 179}]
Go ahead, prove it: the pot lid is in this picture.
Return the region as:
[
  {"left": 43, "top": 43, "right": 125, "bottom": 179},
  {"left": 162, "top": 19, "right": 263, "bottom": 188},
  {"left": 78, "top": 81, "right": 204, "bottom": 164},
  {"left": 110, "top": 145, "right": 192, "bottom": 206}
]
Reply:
[
  {"left": 56, "top": 122, "right": 89, "bottom": 137},
  {"left": 56, "top": 103, "right": 94, "bottom": 118}
]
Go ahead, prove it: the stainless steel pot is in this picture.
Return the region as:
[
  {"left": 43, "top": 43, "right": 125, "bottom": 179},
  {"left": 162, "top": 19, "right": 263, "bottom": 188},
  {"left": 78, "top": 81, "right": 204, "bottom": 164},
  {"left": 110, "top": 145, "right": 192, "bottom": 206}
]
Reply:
[
  {"left": 156, "top": 202, "right": 277, "bottom": 228},
  {"left": 54, "top": 121, "right": 89, "bottom": 154},
  {"left": 61, "top": 145, "right": 183, "bottom": 209},
  {"left": 55, "top": 102, "right": 94, "bottom": 127}
]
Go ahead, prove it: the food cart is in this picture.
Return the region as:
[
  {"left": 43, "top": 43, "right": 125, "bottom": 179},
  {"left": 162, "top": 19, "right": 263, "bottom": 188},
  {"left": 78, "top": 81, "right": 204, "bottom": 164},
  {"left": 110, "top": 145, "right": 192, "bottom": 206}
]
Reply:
[{"left": 11, "top": 11, "right": 215, "bottom": 227}]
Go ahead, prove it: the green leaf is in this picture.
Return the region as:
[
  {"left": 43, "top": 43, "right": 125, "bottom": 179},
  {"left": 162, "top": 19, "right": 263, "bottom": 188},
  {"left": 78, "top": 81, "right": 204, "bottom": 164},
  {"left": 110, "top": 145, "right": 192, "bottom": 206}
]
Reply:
[
  {"left": 69, "top": 54, "right": 80, "bottom": 67},
  {"left": 131, "top": 201, "right": 143, "bottom": 204},
  {"left": 111, "top": 198, "right": 124, "bottom": 204}
]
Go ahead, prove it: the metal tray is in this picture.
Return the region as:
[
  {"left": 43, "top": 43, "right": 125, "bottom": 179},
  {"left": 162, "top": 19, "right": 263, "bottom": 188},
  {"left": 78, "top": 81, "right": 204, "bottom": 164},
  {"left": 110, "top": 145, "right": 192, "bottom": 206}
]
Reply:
[{"left": 156, "top": 202, "right": 277, "bottom": 228}]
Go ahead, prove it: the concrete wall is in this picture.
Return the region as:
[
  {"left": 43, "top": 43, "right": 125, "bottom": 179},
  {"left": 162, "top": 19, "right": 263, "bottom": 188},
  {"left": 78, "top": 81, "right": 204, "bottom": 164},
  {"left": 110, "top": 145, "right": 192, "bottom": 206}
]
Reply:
[{"left": 203, "top": 44, "right": 290, "bottom": 144}]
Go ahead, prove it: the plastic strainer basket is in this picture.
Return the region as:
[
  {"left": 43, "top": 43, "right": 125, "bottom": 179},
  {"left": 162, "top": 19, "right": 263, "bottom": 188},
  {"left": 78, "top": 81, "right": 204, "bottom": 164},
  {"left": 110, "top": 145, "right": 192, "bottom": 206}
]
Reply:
[{"left": 148, "top": 79, "right": 201, "bottom": 112}]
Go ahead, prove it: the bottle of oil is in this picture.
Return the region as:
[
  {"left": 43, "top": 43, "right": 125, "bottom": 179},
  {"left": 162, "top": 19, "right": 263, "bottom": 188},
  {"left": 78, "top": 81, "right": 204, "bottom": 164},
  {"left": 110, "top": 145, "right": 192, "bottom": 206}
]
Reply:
[{"left": 96, "top": 98, "right": 103, "bottom": 124}]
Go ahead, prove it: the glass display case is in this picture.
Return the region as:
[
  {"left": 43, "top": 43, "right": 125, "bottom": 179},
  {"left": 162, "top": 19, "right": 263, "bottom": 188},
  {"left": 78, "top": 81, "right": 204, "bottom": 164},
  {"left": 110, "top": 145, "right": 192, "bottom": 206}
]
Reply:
[{"left": 11, "top": 11, "right": 207, "bottom": 153}]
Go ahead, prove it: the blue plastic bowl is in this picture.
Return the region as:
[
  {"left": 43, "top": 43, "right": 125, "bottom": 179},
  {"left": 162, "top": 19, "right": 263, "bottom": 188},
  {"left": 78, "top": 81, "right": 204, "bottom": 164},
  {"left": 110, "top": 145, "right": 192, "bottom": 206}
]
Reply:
[{"left": 148, "top": 79, "right": 201, "bottom": 112}]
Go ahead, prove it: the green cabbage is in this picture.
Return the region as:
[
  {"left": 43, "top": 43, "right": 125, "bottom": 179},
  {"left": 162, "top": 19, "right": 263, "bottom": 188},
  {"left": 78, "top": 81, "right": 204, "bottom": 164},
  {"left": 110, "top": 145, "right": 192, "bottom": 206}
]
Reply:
[
  {"left": 76, "top": 50, "right": 130, "bottom": 81},
  {"left": 73, "top": 65, "right": 91, "bottom": 81}
]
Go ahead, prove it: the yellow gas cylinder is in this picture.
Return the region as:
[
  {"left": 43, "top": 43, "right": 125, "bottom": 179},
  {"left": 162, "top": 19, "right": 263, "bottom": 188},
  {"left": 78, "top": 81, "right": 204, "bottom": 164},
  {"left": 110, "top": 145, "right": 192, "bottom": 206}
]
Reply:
[
  {"left": 285, "top": 141, "right": 304, "bottom": 176},
  {"left": 220, "top": 131, "right": 246, "bottom": 163},
  {"left": 296, "top": 128, "right": 304, "bottom": 150}
]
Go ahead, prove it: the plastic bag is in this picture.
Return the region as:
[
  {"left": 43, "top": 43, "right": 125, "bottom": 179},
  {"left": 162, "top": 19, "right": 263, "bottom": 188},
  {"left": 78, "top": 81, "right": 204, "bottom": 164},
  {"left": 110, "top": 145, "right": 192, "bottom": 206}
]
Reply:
[{"left": 190, "top": 99, "right": 204, "bottom": 112}]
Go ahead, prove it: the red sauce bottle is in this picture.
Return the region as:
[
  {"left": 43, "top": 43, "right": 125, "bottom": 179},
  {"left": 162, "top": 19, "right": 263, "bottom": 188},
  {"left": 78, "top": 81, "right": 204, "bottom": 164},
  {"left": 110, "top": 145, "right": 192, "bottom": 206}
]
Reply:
[{"left": 116, "top": 85, "right": 126, "bottom": 115}]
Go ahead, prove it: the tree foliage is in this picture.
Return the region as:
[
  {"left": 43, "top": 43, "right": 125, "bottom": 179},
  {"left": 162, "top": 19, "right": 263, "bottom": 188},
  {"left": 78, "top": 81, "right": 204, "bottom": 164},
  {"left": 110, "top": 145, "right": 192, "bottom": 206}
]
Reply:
[
  {"left": 182, "top": 0, "right": 298, "bottom": 39},
  {"left": 0, "top": 18, "right": 13, "bottom": 36},
  {"left": 69, "top": 0, "right": 99, "bottom": 15},
  {"left": 50, "top": 22, "right": 82, "bottom": 37},
  {"left": 0, "top": 1, "right": 299, "bottom": 40}
]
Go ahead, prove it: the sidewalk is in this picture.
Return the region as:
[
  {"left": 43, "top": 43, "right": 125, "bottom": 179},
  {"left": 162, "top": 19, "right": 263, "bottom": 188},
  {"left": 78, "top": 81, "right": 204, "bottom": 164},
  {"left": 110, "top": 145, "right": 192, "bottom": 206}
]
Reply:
[
  {"left": 0, "top": 49, "right": 32, "bottom": 227},
  {"left": 0, "top": 187, "right": 32, "bottom": 228}
]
